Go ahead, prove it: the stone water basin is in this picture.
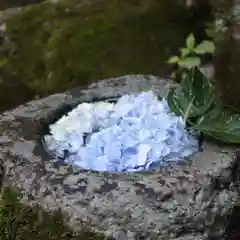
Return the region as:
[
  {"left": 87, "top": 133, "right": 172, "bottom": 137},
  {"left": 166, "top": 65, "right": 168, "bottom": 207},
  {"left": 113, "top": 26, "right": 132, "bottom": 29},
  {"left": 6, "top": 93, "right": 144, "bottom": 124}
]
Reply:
[{"left": 0, "top": 75, "right": 238, "bottom": 240}]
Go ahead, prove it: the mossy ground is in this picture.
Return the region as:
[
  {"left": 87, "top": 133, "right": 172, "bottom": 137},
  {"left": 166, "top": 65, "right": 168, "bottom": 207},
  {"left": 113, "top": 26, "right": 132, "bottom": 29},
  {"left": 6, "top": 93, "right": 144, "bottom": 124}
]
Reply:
[
  {"left": 0, "top": 187, "right": 111, "bottom": 240},
  {"left": 0, "top": 0, "right": 212, "bottom": 110}
]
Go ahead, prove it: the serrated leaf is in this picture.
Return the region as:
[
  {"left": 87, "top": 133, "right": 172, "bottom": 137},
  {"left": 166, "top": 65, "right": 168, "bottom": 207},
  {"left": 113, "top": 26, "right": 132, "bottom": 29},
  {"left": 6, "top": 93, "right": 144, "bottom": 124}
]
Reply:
[
  {"left": 186, "top": 33, "right": 195, "bottom": 49},
  {"left": 167, "top": 67, "right": 215, "bottom": 120},
  {"left": 168, "top": 56, "right": 180, "bottom": 64},
  {"left": 178, "top": 57, "right": 201, "bottom": 69},
  {"left": 194, "top": 41, "right": 215, "bottom": 54},
  {"left": 193, "top": 106, "right": 240, "bottom": 143},
  {"left": 180, "top": 48, "right": 190, "bottom": 57}
]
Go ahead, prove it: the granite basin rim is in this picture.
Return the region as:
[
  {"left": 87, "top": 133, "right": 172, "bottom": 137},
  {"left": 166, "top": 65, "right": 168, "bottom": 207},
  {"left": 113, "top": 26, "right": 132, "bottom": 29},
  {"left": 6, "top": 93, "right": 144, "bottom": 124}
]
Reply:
[{"left": 0, "top": 74, "right": 236, "bottom": 239}]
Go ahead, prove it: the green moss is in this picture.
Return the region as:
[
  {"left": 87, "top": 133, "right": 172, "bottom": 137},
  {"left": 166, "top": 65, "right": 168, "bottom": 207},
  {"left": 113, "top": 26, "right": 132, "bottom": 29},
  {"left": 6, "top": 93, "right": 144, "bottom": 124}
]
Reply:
[
  {"left": 0, "top": 186, "right": 111, "bottom": 240},
  {"left": 0, "top": 0, "right": 44, "bottom": 10},
  {"left": 0, "top": 0, "right": 192, "bottom": 95}
]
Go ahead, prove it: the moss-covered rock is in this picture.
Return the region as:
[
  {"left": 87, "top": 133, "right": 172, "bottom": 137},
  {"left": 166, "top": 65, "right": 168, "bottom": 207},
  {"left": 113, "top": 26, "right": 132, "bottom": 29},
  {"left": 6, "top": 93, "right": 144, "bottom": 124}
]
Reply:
[
  {"left": 0, "top": 74, "right": 238, "bottom": 239},
  {"left": 0, "top": 187, "right": 111, "bottom": 240},
  {"left": 0, "top": 0, "right": 198, "bottom": 96}
]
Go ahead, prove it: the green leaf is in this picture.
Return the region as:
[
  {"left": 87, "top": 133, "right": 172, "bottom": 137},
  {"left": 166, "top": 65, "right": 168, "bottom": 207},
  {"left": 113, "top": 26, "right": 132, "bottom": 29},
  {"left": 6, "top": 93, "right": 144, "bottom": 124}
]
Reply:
[
  {"left": 171, "top": 72, "right": 177, "bottom": 79},
  {"left": 180, "top": 48, "right": 190, "bottom": 57},
  {"left": 186, "top": 33, "right": 195, "bottom": 49},
  {"left": 0, "top": 58, "right": 7, "bottom": 68},
  {"left": 193, "top": 106, "right": 240, "bottom": 143},
  {"left": 194, "top": 41, "right": 215, "bottom": 54},
  {"left": 167, "top": 67, "right": 215, "bottom": 120},
  {"left": 168, "top": 56, "right": 180, "bottom": 64},
  {"left": 178, "top": 57, "right": 201, "bottom": 69}
]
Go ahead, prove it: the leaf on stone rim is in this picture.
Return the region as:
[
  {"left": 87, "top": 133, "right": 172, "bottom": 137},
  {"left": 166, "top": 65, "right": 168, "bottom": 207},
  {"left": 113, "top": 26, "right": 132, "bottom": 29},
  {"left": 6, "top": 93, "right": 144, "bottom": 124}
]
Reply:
[
  {"left": 167, "top": 67, "right": 215, "bottom": 120},
  {"left": 193, "top": 106, "right": 240, "bottom": 144}
]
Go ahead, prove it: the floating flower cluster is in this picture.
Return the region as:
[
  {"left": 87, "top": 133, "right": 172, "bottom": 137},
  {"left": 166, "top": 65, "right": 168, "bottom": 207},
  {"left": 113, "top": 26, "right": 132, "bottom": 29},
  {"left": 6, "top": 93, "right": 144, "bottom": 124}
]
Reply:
[{"left": 44, "top": 91, "right": 199, "bottom": 172}]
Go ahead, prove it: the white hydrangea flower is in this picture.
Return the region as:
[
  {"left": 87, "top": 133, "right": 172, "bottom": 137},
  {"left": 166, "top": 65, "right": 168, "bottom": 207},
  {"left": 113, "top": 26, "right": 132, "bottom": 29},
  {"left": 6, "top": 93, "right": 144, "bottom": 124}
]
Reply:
[{"left": 94, "top": 101, "right": 114, "bottom": 111}]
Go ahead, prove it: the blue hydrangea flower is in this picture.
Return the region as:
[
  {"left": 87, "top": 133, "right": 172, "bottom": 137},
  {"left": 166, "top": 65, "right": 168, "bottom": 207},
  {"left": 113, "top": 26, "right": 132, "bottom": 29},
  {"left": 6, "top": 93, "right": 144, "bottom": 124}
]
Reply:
[{"left": 45, "top": 91, "right": 199, "bottom": 172}]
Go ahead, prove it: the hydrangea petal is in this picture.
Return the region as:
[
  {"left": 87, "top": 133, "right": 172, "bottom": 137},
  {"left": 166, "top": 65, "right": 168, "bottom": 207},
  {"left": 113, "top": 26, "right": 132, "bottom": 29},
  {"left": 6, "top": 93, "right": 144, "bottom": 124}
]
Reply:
[{"left": 44, "top": 91, "right": 199, "bottom": 172}]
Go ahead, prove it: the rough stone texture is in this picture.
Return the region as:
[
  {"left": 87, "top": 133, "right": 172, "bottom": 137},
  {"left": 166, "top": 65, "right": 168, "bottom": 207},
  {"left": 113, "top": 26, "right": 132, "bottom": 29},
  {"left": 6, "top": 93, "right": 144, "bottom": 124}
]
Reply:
[{"left": 0, "top": 74, "right": 239, "bottom": 240}]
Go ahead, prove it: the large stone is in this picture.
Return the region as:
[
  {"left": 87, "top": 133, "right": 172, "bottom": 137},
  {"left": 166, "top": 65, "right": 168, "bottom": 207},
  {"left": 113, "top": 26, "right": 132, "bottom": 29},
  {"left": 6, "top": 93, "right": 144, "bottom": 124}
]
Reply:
[{"left": 0, "top": 75, "right": 239, "bottom": 240}]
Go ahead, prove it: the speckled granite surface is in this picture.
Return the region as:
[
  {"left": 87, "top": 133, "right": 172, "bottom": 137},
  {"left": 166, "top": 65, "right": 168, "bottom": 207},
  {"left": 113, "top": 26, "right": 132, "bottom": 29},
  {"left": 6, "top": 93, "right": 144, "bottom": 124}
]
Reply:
[{"left": 0, "top": 74, "right": 238, "bottom": 240}]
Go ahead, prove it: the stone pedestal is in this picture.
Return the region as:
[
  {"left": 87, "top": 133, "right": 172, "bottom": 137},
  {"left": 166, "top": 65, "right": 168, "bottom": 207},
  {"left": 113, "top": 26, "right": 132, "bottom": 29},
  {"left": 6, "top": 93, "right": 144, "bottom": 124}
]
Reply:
[{"left": 0, "top": 75, "right": 238, "bottom": 239}]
